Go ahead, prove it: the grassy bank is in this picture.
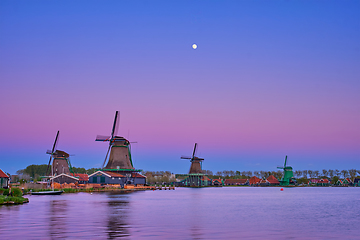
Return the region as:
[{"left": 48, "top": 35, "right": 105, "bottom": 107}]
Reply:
[{"left": 0, "top": 188, "right": 29, "bottom": 205}]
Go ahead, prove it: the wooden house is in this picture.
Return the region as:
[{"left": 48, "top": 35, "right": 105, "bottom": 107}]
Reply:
[
  {"left": 88, "top": 170, "right": 146, "bottom": 187},
  {"left": 0, "top": 169, "right": 9, "bottom": 188},
  {"left": 354, "top": 177, "right": 360, "bottom": 187},
  {"left": 266, "top": 175, "right": 280, "bottom": 186},
  {"left": 212, "top": 178, "right": 223, "bottom": 186},
  {"left": 51, "top": 173, "right": 79, "bottom": 185},
  {"left": 317, "top": 178, "right": 330, "bottom": 186},
  {"left": 249, "top": 176, "right": 261, "bottom": 186}
]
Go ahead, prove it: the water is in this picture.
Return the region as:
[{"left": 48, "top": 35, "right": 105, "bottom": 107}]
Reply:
[{"left": 0, "top": 187, "right": 359, "bottom": 239}]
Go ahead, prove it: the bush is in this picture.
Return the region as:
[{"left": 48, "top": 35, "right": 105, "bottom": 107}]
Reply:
[
  {"left": 0, "top": 188, "right": 5, "bottom": 195},
  {"left": 12, "top": 188, "right": 23, "bottom": 197},
  {"left": 2, "top": 188, "right": 23, "bottom": 197},
  {"left": 3, "top": 189, "right": 9, "bottom": 196}
]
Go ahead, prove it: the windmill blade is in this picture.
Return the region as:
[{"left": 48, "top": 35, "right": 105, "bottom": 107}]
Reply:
[
  {"left": 111, "top": 111, "right": 120, "bottom": 138},
  {"left": 95, "top": 135, "right": 111, "bottom": 141},
  {"left": 102, "top": 145, "right": 111, "bottom": 168},
  {"left": 46, "top": 155, "right": 52, "bottom": 176},
  {"left": 284, "top": 155, "right": 288, "bottom": 167},
  {"left": 52, "top": 131, "right": 60, "bottom": 153},
  {"left": 181, "top": 156, "right": 192, "bottom": 159},
  {"left": 192, "top": 143, "right": 198, "bottom": 158}
]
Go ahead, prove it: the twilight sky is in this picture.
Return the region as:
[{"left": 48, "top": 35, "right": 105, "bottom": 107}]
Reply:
[{"left": 1, "top": 0, "right": 359, "bottom": 174}]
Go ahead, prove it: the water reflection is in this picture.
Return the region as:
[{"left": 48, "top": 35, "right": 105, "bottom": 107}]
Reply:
[
  {"left": 106, "top": 193, "right": 130, "bottom": 239},
  {"left": 48, "top": 200, "right": 68, "bottom": 239}
]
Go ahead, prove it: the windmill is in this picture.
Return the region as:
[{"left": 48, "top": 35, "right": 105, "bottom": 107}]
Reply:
[
  {"left": 277, "top": 155, "right": 296, "bottom": 186},
  {"left": 46, "top": 131, "right": 73, "bottom": 176},
  {"left": 96, "top": 111, "right": 134, "bottom": 170},
  {"left": 181, "top": 143, "right": 204, "bottom": 174}
]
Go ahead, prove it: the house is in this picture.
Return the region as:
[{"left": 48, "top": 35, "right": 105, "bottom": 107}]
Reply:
[
  {"left": 249, "top": 176, "right": 261, "bottom": 186},
  {"left": 212, "top": 178, "right": 223, "bottom": 186},
  {"left": 88, "top": 170, "right": 146, "bottom": 187},
  {"left": 266, "top": 175, "right": 280, "bottom": 186},
  {"left": 224, "top": 179, "right": 249, "bottom": 186},
  {"left": 51, "top": 173, "right": 79, "bottom": 185},
  {"left": 343, "top": 178, "right": 353, "bottom": 186},
  {"left": 259, "top": 179, "right": 269, "bottom": 186},
  {"left": 353, "top": 177, "right": 360, "bottom": 187},
  {"left": 308, "top": 179, "right": 320, "bottom": 185},
  {"left": 336, "top": 179, "right": 343, "bottom": 186},
  {"left": 72, "top": 173, "right": 89, "bottom": 184},
  {"left": 317, "top": 178, "right": 330, "bottom": 186},
  {"left": 0, "top": 169, "right": 9, "bottom": 188}
]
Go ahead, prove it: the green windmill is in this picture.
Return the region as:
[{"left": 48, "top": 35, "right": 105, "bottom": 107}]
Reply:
[{"left": 277, "top": 156, "right": 296, "bottom": 186}]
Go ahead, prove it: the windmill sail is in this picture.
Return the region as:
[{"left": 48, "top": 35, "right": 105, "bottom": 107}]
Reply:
[
  {"left": 96, "top": 111, "right": 134, "bottom": 170},
  {"left": 181, "top": 143, "right": 204, "bottom": 174}
]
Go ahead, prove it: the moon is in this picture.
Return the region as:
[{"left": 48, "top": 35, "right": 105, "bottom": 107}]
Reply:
[{"left": 192, "top": 44, "right": 197, "bottom": 49}]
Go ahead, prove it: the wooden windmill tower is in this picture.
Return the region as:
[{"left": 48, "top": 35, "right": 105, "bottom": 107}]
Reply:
[
  {"left": 178, "top": 143, "right": 210, "bottom": 187},
  {"left": 181, "top": 143, "right": 204, "bottom": 174},
  {"left": 96, "top": 111, "right": 134, "bottom": 170},
  {"left": 46, "top": 131, "right": 73, "bottom": 176}
]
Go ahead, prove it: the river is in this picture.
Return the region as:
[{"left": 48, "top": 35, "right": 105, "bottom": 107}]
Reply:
[{"left": 0, "top": 187, "right": 359, "bottom": 239}]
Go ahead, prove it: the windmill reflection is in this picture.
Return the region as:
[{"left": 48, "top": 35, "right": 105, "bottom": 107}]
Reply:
[
  {"left": 106, "top": 193, "right": 131, "bottom": 239},
  {"left": 48, "top": 200, "right": 68, "bottom": 239}
]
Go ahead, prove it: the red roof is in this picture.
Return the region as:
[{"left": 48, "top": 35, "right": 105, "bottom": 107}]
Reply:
[
  {"left": 104, "top": 171, "right": 126, "bottom": 178},
  {"left": 131, "top": 172, "right": 146, "bottom": 178},
  {"left": 0, "top": 169, "right": 9, "bottom": 178},
  {"left": 266, "top": 175, "right": 280, "bottom": 184},
  {"left": 212, "top": 179, "right": 222, "bottom": 183},
  {"left": 224, "top": 179, "right": 248, "bottom": 185},
  {"left": 318, "top": 178, "right": 329, "bottom": 183},
  {"left": 201, "top": 175, "right": 211, "bottom": 181},
  {"left": 249, "top": 176, "right": 261, "bottom": 185},
  {"left": 72, "top": 173, "right": 89, "bottom": 181}
]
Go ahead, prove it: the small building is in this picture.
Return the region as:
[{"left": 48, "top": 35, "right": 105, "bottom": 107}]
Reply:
[
  {"left": 343, "top": 178, "right": 353, "bottom": 186},
  {"left": 353, "top": 177, "right": 360, "bottom": 187},
  {"left": 249, "top": 176, "right": 261, "bottom": 186},
  {"left": 266, "top": 175, "right": 280, "bottom": 186},
  {"left": 317, "top": 178, "right": 330, "bottom": 186},
  {"left": 88, "top": 170, "right": 146, "bottom": 187},
  {"left": 259, "top": 179, "right": 269, "bottom": 186},
  {"left": 51, "top": 173, "right": 79, "bottom": 185},
  {"left": 212, "top": 178, "right": 223, "bottom": 186},
  {"left": 224, "top": 179, "right": 249, "bottom": 186},
  {"left": 308, "top": 179, "right": 320, "bottom": 185},
  {"left": 72, "top": 173, "right": 89, "bottom": 184},
  {"left": 0, "top": 169, "right": 9, "bottom": 188},
  {"left": 336, "top": 179, "right": 343, "bottom": 186}
]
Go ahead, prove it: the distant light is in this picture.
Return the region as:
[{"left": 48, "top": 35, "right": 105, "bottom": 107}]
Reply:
[{"left": 192, "top": 44, "right": 197, "bottom": 49}]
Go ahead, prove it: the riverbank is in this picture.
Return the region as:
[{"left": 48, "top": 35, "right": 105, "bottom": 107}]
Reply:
[{"left": 0, "top": 195, "right": 29, "bottom": 205}]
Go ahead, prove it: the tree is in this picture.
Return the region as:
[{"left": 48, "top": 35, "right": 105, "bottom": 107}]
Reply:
[
  {"left": 334, "top": 169, "right": 340, "bottom": 177},
  {"left": 302, "top": 170, "right": 308, "bottom": 178},
  {"left": 328, "top": 169, "right": 334, "bottom": 178},
  {"left": 332, "top": 176, "right": 339, "bottom": 184},
  {"left": 341, "top": 170, "right": 349, "bottom": 179},
  {"left": 322, "top": 169, "right": 328, "bottom": 178},
  {"left": 308, "top": 170, "right": 313, "bottom": 178},
  {"left": 348, "top": 169, "right": 357, "bottom": 181},
  {"left": 314, "top": 170, "right": 319, "bottom": 178}
]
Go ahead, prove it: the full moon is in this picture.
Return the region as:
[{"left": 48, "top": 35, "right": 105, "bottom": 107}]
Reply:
[{"left": 192, "top": 44, "right": 197, "bottom": 49}]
